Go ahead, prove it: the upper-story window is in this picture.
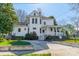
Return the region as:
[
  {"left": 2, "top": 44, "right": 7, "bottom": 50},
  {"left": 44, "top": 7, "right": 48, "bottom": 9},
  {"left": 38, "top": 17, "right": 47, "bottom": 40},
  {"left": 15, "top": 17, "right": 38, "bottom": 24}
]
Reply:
[
  {"left": 34, "top": 13, "right": 36, "bottom": 16},
  {"left": 35, "top": 18, "right": 37, "bottom": 24},
  {"left": 28, "top": 28, "right": 29, "bottom": 33},
  {"left": 32, "top": 18, "right": 34, "bottom": 24},
  {"left": 44, "top": 22, "right": 46, "bottom": 25},
  {"left": 40, "top": 28, "right": 41, "bottom": 33},
  {"left": 40, "top": 19, "right": 41, "bottom": 24},
  {"left": 18, "top": 28, "right": 21, "bottom": 32},
  {"left": 26, "top": 24, "right": 28, "bottom": 26}
]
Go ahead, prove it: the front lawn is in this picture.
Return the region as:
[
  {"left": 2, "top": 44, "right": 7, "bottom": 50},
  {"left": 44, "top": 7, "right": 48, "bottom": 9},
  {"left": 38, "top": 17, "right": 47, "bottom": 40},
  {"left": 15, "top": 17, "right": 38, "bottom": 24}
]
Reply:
[
  {"left": 0, "top": 53, "right": 51, "bottom": 56},
  {"left": 21, "top": 53, "right": 51, "bottom": 56},
  {"left": 63, "top": 39, "right": 79, "bottom": 44},
  {"left": 0, "top": 40, "right": 31, "bottom": 46}
]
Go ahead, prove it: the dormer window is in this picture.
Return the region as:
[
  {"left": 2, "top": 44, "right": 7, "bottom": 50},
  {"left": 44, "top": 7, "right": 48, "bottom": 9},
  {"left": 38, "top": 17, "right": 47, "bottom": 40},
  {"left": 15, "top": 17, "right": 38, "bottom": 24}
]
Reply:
[
  {"left": 34, "top": 13, "right": 36, "bottom": 16},
  {"left": 44, "top": 22, "right": 46, "bottom": 25}
]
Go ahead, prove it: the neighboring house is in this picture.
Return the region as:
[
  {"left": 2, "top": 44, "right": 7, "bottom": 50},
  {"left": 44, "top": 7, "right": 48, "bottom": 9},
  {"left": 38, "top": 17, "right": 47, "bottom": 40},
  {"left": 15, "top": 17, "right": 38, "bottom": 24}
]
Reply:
[{"left": 12, "top": 9, "right": 66, "bottom": 40}]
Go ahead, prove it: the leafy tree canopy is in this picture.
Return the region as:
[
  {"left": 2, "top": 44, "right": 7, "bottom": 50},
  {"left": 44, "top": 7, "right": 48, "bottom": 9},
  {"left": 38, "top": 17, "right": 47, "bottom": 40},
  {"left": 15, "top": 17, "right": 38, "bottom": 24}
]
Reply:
[
  {"left": 0, "top": 3, "right": 18, "bottom": 34},
  {"left": 64, "top": 24, "right": 75, "bottom": 35}
]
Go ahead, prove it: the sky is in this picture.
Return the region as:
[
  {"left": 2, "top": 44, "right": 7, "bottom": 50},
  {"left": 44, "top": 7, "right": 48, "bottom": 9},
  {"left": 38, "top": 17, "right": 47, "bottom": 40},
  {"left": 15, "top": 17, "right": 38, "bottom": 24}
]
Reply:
[{"left": 13, "top": 3, "right": 75, "bottom": 25}]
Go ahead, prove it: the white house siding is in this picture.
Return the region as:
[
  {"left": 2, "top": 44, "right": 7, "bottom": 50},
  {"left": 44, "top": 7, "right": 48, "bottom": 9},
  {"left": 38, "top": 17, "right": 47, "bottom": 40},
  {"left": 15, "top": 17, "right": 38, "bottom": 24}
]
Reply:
[
  {"left": 29, "top": 17, "right": 42, "bottom": 36},
  {"left": 42, "top": 19, "right": 54, "bottom": 26},
  {"left": 12, "top": 25, "right": 28, "bottom": 36},
  {"left": 12, "top": 9, "right": 66, "bottom": 40}
]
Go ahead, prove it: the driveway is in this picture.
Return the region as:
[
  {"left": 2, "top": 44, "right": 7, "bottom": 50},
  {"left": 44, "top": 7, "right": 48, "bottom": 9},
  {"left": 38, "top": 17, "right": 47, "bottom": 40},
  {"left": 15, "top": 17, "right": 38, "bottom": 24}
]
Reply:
[
  {"left": 47, "top": 42, "right": 79, "bottom": 56},
  {"left": 25, "top": 40, "right": 79, "bottom": 56},
  {"left": 0, "top": 40, "right": 79, "bottom": 56}
]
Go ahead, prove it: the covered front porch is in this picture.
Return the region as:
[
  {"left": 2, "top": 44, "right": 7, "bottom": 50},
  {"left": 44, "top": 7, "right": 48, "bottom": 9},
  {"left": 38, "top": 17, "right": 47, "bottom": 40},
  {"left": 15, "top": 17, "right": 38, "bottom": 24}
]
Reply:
[{"left": 40, "top": 25, "right": 66, "bottom": 36}]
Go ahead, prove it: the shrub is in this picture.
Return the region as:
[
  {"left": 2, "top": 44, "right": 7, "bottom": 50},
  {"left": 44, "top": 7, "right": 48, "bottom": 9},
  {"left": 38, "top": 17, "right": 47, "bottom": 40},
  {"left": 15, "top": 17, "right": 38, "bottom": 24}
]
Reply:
[
  {"left": 45, "top": 35, "right": 67, "bottom": 41},
  {"left": 45, "top": 35, "right": 60, "bottom": 41},
  {"left": 11, "top": 40, "right": 31, "bottom": 45},
  {"left": 45, "top": 36, "right": 53, "bottom": 41},
  {"left": 24, "top": 33, "right": 31, "bottom": 40},
  {"left": 0, "top": 38, "right": 8, "bottom": 42},
  {"left": 25, "top": 32, "right": 38, "bottom": 40},
  {"left": 12, "top": 36, "right": 24, "bottom": 40}
]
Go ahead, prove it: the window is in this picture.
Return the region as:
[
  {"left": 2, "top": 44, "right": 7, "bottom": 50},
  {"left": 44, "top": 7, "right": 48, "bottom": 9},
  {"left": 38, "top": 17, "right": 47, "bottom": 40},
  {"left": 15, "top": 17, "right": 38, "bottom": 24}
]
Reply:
[
  {"left": 18, "top": 28, "right": 21, "bottom": 32},
  {"left": 44, "top": 22, "right": 46, "bottom": 25},
  {"left": 28, "top": 28, "right": 29, "bottom": 33},
  {"left": 26, "top": 24, "right": 28, "bottom": 26},
  {"left": 54, "top": 28, "right": 56, "bottom": 32},
  {"left": 50, "top": 28, "right": 52, "bottom": 31},
  {"left": 40, "top": 19, "right": 41, "bottom": 24},
  {"left": 42, "top": 30, "right": 45, "bottom": 33},
  {"left": 35, "top": 18, "right": 37, "bottom": 24},
  {"left": 32, "top": 18, "right": 34, "bottom": 24},
  {"left": 24, "top": 28, "right": 26, "bottom": 30},
  {"left": 33, "top": 27, "right": 36, "bottom": 30},
  {"left": 57, "top": 28, "right": 59, "bottom": 32},
  {"left": 40, "top": 28, "right": 41, "bottom": 33},
  {"left": 34, "top": 13, "right": 36, "bottom": 16}
]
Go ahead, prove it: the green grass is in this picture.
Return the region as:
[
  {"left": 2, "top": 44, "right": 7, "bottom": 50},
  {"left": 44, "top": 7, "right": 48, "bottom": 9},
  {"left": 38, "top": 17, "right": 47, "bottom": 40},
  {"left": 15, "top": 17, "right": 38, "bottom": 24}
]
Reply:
[
  {"left": 0, "top": 53, "right": 51, "bottom": 56},
  {"left": 63, "top": 39, "right": 79, "bottom": 44},
  {"left": 21, "top": 53, "right": 51, "bottom": 56},
  {"left": 0, "top": 40, "right": 31, "bottom": 46},
  {"left": 62, "top": 36, "right": 79, "bottom": 44}
]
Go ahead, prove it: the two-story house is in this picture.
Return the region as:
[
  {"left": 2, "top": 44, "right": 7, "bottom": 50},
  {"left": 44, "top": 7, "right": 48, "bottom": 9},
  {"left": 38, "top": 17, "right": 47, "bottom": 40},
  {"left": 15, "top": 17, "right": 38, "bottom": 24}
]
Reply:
[{"left": 12, "top": 9, "right": 65, "bottom": 40}]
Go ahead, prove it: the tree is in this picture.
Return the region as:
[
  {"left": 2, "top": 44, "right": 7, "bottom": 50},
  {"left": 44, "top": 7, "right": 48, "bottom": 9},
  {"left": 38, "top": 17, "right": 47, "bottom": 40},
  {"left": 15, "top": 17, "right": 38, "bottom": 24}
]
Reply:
[
  {"left": 15, "top": 9, "right": 27, "bottom": 22},
  {"left": 48, "top": 16, "right": 57, "bottom": 25},
  {"left": 70, "top": 4, "right": 79, "bottom": 35},
  {"left": 64, "top": 24, "right": 75, "bottom": 35},
  {"left": 0, "top": 3, "right": 18, "bottom": 34},
  {"left": 0, "top": 12, "right": 13, "bottom": 34}
]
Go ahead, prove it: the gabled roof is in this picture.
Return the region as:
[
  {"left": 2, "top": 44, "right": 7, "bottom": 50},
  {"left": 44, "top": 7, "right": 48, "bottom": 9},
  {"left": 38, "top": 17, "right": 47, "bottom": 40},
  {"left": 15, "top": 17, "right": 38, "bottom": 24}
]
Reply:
[
  {"left": 27, "top": 9, "right": 54, "bottom": 20},
  {"left": 42, "top": 16, "right": 54, "bottom": 20},
  {"left": 28, "top": 10, "right": 40, "bottom": 16}
]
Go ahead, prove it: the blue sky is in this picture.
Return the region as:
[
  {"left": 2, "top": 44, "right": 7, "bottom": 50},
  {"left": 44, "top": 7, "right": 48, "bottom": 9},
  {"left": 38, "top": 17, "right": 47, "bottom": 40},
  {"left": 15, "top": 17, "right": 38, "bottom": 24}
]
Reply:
[{"left": 13, "top": 3, "right": 75, "bottom": 25}]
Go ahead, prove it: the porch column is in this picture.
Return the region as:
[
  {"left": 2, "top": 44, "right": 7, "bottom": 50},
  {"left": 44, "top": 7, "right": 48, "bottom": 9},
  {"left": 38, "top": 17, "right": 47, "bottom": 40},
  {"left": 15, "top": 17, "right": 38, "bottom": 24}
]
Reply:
[{"left": 54, "top": 27, "right": 57, "bottom": 36}]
